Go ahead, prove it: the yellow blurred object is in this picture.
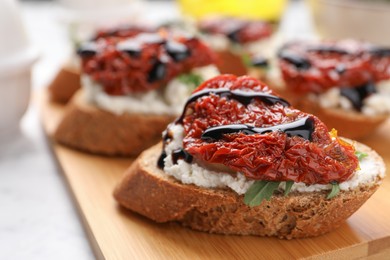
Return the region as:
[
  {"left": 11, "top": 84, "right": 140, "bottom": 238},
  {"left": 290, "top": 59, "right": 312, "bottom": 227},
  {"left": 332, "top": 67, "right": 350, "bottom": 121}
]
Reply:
[{"left": 177, "top": 0, "right": 287, "bottom": 21}]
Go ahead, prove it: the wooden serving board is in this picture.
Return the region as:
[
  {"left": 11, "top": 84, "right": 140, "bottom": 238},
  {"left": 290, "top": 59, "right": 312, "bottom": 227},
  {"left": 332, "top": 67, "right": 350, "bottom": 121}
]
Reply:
[{"left": 38, "top": 90, "right": 390, "bottom": 259}]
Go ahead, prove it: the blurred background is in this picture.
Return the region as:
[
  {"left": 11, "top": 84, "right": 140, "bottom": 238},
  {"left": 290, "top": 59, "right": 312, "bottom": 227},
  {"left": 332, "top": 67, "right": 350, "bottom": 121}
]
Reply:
[{"left": 1, "top": 0, "right": 389, "bottom": 259}]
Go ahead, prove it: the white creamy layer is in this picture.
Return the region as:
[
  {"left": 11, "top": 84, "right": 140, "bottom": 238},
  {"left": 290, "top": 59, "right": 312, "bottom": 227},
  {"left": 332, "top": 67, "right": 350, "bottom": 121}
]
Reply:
[
  {"left": 163, "top": 124, "right": 385, "bottom": 195},
  {"left": 82, "top": 65, "right": 219, "bottom": 116}
]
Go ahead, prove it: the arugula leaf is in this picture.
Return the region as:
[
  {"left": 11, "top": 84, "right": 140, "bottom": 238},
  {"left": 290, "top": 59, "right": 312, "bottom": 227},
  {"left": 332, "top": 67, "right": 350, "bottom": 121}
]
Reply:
[
  {"left": 355, "top": 150, "right": 368, "bottom": 161},
  {"left": 244, "top": 181, "right": 280, "bottom": 207},
  {"left": 327, "top": 182, "right": 340, "bottom": 199},
  {"left": 244, "top": 181, "right": 267, "bottom": 205},
  {"left": 284, "top": 181, "right": 294, "bottom": 196},
  {"left": 178, "top": 73, "right": 203, "bottom": 91}
]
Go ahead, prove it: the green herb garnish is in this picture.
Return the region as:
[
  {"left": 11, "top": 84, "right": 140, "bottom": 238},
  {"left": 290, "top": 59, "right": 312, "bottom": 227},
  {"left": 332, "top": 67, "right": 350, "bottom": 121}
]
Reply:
[
  {"left": 355, "top": 150, "right": 368, "bottom": 161},
  {"left": 178, "top": 73, "right": 203, "bottom": 91},
  {"left": 241, "top": 53, "right": 252, "bottom": 67},
  {"left": 284, "top": 181, "right": 294, "bottom": 196},
  {"left": 244, "top": 180, "right": 340, "bottom": 206},
  {"left": 244, "top": 181, "right": 280, "bottom": 207},
  {"left": 327, "top": 182, "right": 340, "bottom": 199}
]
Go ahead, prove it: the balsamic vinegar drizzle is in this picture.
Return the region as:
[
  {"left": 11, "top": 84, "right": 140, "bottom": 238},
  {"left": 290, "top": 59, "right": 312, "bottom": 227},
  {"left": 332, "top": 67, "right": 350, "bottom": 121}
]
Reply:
[
  {"left": 278, "top": 51, "right": 311, "bottom": 70},
  {"left": 157, "top": 151, "right": 167, "bottom": 169},
  {"left": 172, "top": 149, "right": 193, "bottom": 164},
  {"left": 159, "top": 128, "right": 193, "bottom": 168},
  {"left": 340, "top": 81, "right": 376, "bottom": 111},
  {"left": 307, "top": 46, "right": 350, "bottom": 55},
  {"left": 251, "top": 56, "right": 269, "bottom": 68},
  {"left": 335, "top": 64, "right": 346, "bottom": 74},
  {"left": 148, "top": 60, "right": 167, "bottom": 82},
  {"left": 116, "top": 41, "right": 142, "bottom": 57},
  {"left": 158, "top": 129, "right": 172, "bottom": 169},
  {"left": 176, "top": 88, "right": 290, "bottom": 123},
  {"left": 226, "top": 28, "right": 241, "bottom": 43},
  {"left": 368, "top": 47, "right": 390, "bottom": 57},
  {"left": 201, "top": 116, "right": 315, "bottom": 142},
  {"left": 77, "top": 42, "right": 99, "bottom": 57},
  {"left": 165, "top": 41, "right": 190, "bottom": 62}
]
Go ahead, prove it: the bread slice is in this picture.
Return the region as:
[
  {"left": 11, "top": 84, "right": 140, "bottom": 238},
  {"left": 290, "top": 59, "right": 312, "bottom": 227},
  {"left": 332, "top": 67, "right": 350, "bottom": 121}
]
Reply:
[
  {"left": 216, "top": 50, "right": 247, "bottom": 76},
  {"left": 49, "top": 64, "right": 81, "bottom": 103},
  {"left": 54, "top": 89, "right": 176, "bottom": 156},
  {"left": 114, "top": 142, "right": 384, "bottom": 239}
]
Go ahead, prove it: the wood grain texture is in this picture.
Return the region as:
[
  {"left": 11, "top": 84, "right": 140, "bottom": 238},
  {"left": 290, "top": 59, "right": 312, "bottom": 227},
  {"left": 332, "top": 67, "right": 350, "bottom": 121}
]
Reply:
[{"left": 38, "top": 90, "right": 390, "bottom": 259}]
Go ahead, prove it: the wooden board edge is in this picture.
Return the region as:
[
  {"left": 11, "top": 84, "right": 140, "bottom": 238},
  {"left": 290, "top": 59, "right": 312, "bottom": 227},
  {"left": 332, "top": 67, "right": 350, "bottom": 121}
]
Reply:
[{"left": 36, "top": 97, "right": 105, "bottom": 260}]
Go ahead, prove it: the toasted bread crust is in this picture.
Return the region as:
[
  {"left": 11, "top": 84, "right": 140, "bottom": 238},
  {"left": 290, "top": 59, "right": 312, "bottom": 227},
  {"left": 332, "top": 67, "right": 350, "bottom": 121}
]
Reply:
[
  {"left": 114, "top": 142, "right": 383, "bottom": 239},
  {"left": 216, "top": 50, "right": 247, "bottom": 76},
  {"left": 49, "top": 65, "right": 81, "bottom": 103},
  {"left": 54, "top": 90, "right": 176, "bottom": 156}
]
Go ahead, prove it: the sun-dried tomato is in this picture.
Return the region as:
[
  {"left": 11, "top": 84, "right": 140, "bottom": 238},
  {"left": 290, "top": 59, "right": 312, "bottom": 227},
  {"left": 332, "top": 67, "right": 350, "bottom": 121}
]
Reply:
[
  {"left": 181, "top": 75, "right": 358, "bottom": 184},
  {"left": 279, "top": 40, "right": 390, "bottom": 94},
  {"left": 79, "top": 32, "right": 216, "bottom": 95}
]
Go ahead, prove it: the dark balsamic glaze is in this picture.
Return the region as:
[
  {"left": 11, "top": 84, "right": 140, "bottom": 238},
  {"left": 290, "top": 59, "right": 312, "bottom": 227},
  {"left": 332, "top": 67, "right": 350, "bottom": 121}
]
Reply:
[
  {"left": 201, "top": 116, "right": 315, "bottom": 142},
  {"left": 176, "top": 88, "right": 290, "bottom": 123},
  {"left": 340, "top": 81, "right": 376, "bottom": 111},
  {"left": 278, "top": 51, "right": 311, "bottom": 70},
  {"left": 369, "top": 47, "right": 390, "bottom": 57},
  {"left": 157, "top": 151, "right": 167, "bottom": 169},
  {"left": 157, "top": 131, "right": 193, "bottom": 168},
  {"left": 117, "top": 41, "right": 142, "bottom": 57},
  {"left": 148, "top": 60, "right": 167, "bottom": 82},
  {"left": 251, "top": 56, "right": 269, "bottom": 68},
  {"left": 172, "top": 149, "right": 193, "bottom": 164},
  {"left": 157, "top": 130, "right": 172, "bottom": 169},
  {"left": 162, "top": 129, "right": 173, "bottom": 142},
  {"left": 77, "top": 42, "right": 98, "bottom": 57},
  {"left": 226, "top": 28, "right": 241, "bottom": 43},
  {"left": 165, "top": 41, "right": 190, "bottom": 62},
  {"left": 307, "top": 46, "right": 350, "bottom": 55},
  {"left": 335, "top": 64, "right": 346, "bottom": 74}
]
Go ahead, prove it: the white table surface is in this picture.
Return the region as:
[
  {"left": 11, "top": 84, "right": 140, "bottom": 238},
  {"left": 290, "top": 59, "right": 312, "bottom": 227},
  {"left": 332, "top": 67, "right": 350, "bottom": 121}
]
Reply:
[{"left": 0, "top": 1, "right": 313, "bottom": 259}]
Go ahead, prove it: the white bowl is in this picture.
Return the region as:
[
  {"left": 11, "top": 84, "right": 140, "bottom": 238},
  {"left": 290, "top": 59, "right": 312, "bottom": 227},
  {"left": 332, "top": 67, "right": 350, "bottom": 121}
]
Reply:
[
  {"left": 0, "top": 0, "right": 31, "bottom": 58},
  {"left": 308, "top": 0, "right": 390, "bottom": 45},
  {"left": 0, "top": 0, "right": 38, "bottom": 138},
  {"left": 0, "top": 47, "right": 38, "bottom": 138}
]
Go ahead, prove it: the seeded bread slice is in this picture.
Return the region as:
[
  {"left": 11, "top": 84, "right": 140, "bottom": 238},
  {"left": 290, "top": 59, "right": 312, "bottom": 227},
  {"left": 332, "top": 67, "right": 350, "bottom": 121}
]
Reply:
[
  {"left": 49, "top": 64, "right": 81, "bottom": 104},
  {"left": 54, "top": 89, "right": 176, "bottom": 156},
  {"left": 114, "top": 142, "right": 384, "bottom": 239}
]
